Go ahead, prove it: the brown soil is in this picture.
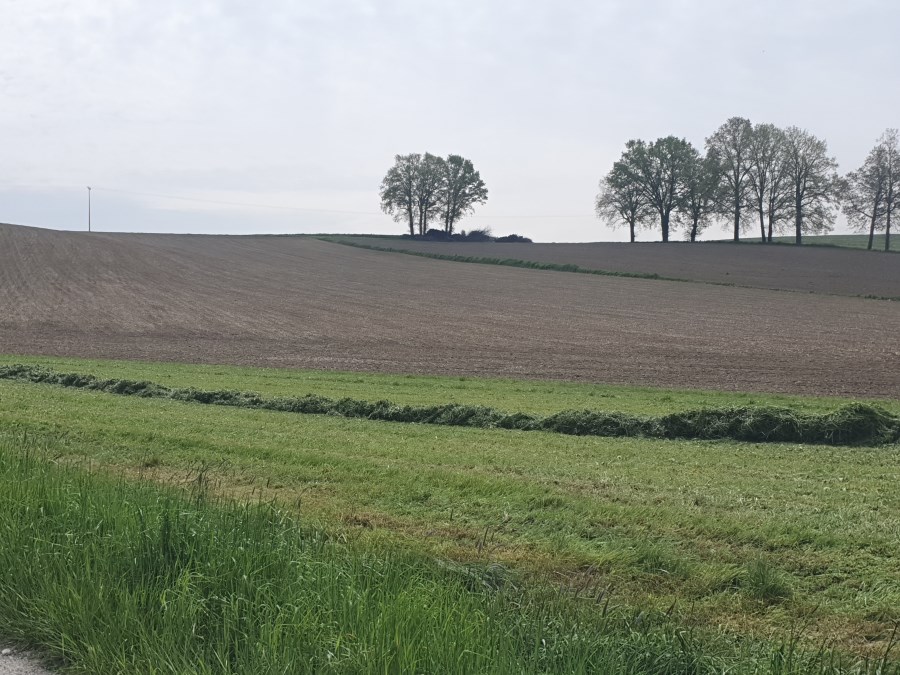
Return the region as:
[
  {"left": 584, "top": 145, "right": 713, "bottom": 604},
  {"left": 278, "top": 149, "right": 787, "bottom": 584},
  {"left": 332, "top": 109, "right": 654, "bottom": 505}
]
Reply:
[
  {"left": 1, "top": 223, "right": 898, "bottom": 398},
  {"left": 342, "top": 237, "right": 900, "bottom": 298}
]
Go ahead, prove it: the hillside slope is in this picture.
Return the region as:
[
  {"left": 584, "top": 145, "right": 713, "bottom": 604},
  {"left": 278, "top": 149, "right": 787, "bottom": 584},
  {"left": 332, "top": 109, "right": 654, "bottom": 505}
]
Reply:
[{"left": 1, "top": 224, "right": 898, "bottom": 397}]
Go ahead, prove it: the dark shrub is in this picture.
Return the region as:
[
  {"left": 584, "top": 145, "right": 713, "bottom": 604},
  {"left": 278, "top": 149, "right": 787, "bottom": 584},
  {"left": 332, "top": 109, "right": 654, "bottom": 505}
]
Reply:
[{"left": 495, "top": 234, "right": 533, "bottom": 243}]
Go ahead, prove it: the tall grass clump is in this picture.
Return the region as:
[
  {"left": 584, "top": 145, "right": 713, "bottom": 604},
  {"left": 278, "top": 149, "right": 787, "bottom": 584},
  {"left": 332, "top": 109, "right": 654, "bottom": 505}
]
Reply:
[{"left": 0, "top": 436, "right": 895, "bottom": 673}]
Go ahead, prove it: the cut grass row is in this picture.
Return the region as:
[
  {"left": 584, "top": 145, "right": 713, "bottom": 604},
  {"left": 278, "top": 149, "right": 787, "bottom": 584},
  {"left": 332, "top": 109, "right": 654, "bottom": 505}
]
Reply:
[
  {"left": 3, "top": 364, "right": 897, "bottom": 446},
  {"left": 3, "top": 355, "right": 897, "bottom": 417},
  {"left": 0, "top": 359, "right": 898, "bottom": 659}
]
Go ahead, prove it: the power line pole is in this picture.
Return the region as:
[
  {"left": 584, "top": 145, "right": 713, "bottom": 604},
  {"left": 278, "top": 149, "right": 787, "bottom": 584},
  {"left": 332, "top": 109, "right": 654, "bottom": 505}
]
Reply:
[{"left": 87, "top": 186, "right": 91, "bottom": 232}]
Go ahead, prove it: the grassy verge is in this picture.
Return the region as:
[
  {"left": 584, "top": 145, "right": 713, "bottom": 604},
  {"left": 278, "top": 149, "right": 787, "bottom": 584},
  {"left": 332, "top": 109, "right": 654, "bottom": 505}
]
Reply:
[
  {"left": 2, "top": 364, "right": 897, "bottom": 446},
  {"left": 2, "top": 439, "right": 898, "bottom": 674},
  {"left": 3, "top": 355, "right": 897, "bottom": 416},
  {"left": 0, "top": 362, "right": 899, "bottom": 660},
  {"left": 0, "top": 438, "right": 771, "bottom": 674}
]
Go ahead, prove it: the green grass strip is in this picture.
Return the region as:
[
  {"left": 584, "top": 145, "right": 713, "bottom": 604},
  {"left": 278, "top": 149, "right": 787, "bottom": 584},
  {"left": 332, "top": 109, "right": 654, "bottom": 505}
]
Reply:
[
  {"left": 318, "top": 237, "right": 687, "bottom": 281},
  {"left": 322, "top": 238, "right": 900, "bottom": 301},
  {"left": 6, "top": 440, "right": 896, "bottom": 674},
  {"left": 2, "top": 365, "right": 897, "bottom": 446}
]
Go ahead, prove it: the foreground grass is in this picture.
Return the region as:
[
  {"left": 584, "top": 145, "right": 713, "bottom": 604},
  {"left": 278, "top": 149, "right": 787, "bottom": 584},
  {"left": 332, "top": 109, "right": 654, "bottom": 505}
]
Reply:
[
  {"left": 3, "top": 439, "right": 789, "bottom": 674},
  {"left": 3, "top": 442, "right": 898, "bottom": 674},
  {"left": 0, "top": 365, "right": 899, "bottom": 660},
  {"left": 2, "top": 355, "right": 897, "bottom": 416}
]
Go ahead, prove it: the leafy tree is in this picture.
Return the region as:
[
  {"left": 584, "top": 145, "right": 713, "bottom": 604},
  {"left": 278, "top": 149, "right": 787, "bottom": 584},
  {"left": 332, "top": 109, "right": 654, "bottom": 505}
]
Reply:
[
  {"left": 705, "top": 117, "right": 754, "bottom": 242},
  {"left": 595, "top": 160, "right": 653, "bottom": 242},
  {"left": 679, "top": 150, "right": 719, "bottom": 242},
  {"left": 746, "top": 123, "right": 791, "bottom": 243},
  {"left": 618, "top": 137, "right": 697, "bottom": 242},
  {"left": 414, "top": 153, "right": 446, "bottom": 235},
  {"left": 782, "top": 127, "right": 840, "bottom": 244},
  {"left": 437, "top": 155, "right": 488, "bottom": 234},
  {"left": 379, "top": 153, "right": 421, "bottom": 236},
  {"left": 876, "top": 129, "right": 900, "bottom": 251},
  {"left": 842, "top": 141, "right": 887, "bottom": 250}
]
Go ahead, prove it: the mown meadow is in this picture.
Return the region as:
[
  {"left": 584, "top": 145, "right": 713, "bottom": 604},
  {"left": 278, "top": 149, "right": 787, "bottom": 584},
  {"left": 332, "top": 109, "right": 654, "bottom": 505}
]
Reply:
[{"left": 0, "top": 355, "right": 898, "bottom": 673}]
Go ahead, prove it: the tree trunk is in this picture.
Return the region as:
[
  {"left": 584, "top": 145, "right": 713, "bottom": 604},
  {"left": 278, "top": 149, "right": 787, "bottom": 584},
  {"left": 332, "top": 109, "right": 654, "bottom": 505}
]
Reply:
[
  {"left": 758, "top": 210, "right": 766, "bottom": 243},
  {"left": 867, "top": 210, "right": 876, "bottom": 250},
  {"left": 767, "top": 214, "right": 774, "bottom": 243},
  {"left": 690, "top": 218, "right": 698, "bottom": 242},
  {"left": 886, "top": 208, "right": 892, "bottom": 252},
  {"left": 794, "top": 205, "right": 802, "bottom": 245},
  {"left": 661, "top": 213, "right": 670, "bottom": 242},
  {"left": 408, "top": 212, "right": 414, "bottom": 236},
  {"left": 629, "top": 220, "right": 636, "bottom": 243},
  {"left": 733, "top": 208, "right": 740, "bottom": 241}
]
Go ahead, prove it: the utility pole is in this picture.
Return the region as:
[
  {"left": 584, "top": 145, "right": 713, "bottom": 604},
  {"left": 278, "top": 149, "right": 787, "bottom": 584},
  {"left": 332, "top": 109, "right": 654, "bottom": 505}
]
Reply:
[{"left": 87, "top": 186, "right": 91, "bottom": 232}]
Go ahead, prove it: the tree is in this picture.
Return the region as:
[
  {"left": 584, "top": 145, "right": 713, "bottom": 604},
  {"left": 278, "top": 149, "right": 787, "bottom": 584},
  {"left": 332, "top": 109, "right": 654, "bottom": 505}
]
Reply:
[
  {"left": 437, "top": 155, "right": 488, "bottom": 234},
  {"left": 706, "top": 117, "right": 754, "bottom": 242},
  {"left": 782, "top": 127, "right": 840, "bottom": 244},
  {"left": 679, "top": 150, "right": 719, "bottom": 242},
  {"left": 842, "top": 140, "right": 887, "bottom": 250},
  {"left": 877, "top": 129, "right": 900, "bottom": 251},
  {"left": 595, "top": 160, "right": 653, "bottom": 242},
  {"left": 379, "top": 153, "right": 421, "bottom": 236},
  {"left": 746, "top": 123, "right": 791, "bottom": 243},
  {"left": 414, "top": 153, "right": 445, "bottom": 235},
  {"left": 618, "top": 137, "right": 697, "bottom": 242}
]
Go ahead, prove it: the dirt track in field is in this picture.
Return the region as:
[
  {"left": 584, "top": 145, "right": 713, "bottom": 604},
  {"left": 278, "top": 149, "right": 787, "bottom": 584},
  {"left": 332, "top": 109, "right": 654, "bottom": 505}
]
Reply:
[
  {"left": 1, "top": 223, "right": 898, "bottom": 398},
  {"left": 339, "top": 237, "right": 900, "bottom": 298}
]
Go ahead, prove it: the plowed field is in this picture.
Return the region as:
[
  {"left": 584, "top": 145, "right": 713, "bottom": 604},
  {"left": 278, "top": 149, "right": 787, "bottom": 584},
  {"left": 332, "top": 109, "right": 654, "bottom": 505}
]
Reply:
[
  {"left": 1, "top": 223, "right": 898, "bottom": 397},
  {"left": 338, "top": 237, "right": 900, "bottom": 298}
]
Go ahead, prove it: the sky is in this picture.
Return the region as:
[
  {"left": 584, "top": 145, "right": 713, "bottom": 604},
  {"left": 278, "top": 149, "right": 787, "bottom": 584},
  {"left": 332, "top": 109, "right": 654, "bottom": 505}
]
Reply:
[{"left": 1, "top": 0, "right": 898, "bottom": 242}]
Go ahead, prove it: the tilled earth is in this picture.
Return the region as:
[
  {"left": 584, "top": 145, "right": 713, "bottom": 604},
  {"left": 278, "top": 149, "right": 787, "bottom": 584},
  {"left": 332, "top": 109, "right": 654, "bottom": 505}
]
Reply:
[
  {"left": 1, "top": 223, "right": 898, "bottom": 398},
  {"left": 340, "top": 237, "right": 900, "bottom": 298}
]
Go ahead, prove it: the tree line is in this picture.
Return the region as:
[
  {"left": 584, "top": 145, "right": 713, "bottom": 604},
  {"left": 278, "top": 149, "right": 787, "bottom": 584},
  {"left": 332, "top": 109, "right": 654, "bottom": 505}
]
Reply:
[
  {"left": 596, "top": 118, "right": 899, "bottom": 250},
  {"left": 380, "top": 153, "right": 488, "bottom": 236}
]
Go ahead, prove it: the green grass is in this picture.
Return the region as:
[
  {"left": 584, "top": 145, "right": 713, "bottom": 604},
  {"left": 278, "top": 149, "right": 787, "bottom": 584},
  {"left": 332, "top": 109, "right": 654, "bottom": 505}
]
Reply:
[
  {"left": 718, "top": 234, "right": 897, "bottom": 252},
  {"left": 319, "top": 236, "right": 693, "bottom": 282},
  {"left": 6, "top": 439, "right": 813, "bottom": 674},
  {"left": 3, "top": 354, "right": 896, "bottom": 416},
  {"left": 0, "top": 359, "right": 899, "bottom": 661},
  {"left": 2, "top": 442, "right": 897, "bottom": 674},
  {"left": 3, "top": 364, "right": 896, "bottom": 446}
]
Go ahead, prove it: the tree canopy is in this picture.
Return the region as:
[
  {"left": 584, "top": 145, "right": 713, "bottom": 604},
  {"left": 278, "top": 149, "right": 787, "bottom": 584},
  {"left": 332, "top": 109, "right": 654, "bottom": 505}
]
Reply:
[
  {"left": 380, "top": 153, "right": 487, "bottom": 236},
  {"left": 596, "top": 117, "right": 867, "bottom": 246}
]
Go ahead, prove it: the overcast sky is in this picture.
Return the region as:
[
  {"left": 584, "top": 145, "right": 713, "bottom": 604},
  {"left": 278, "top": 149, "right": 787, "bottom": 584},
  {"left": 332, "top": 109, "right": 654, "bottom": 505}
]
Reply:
[{"left": 1, "top": 0, "right": 898, "bottom": 241}]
